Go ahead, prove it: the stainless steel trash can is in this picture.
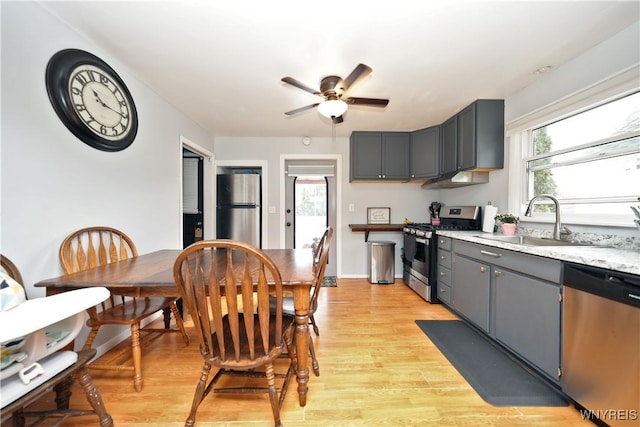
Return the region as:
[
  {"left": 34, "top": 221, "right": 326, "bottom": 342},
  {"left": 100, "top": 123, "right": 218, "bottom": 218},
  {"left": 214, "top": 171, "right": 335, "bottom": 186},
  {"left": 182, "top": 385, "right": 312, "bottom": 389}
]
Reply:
[{"left": 367, "top": 241, "right": 395, "bottom": 284}]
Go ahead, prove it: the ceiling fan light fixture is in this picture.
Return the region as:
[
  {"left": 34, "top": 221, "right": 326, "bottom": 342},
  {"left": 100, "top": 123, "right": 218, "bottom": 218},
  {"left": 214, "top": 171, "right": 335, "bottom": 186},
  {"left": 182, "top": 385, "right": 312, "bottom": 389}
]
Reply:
[{"left": 317, "top": 99, "right": 348, "bottom": 118}]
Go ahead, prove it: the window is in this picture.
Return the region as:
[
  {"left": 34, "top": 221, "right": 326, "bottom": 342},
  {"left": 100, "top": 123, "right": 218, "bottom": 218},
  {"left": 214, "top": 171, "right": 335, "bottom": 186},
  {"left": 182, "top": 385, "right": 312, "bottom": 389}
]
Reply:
[
  {"left": 294, "top": 176, "right": 328, "bottom": 249},
  {"left": 522, "top": 91, "right": 640, "bottom": 221}
]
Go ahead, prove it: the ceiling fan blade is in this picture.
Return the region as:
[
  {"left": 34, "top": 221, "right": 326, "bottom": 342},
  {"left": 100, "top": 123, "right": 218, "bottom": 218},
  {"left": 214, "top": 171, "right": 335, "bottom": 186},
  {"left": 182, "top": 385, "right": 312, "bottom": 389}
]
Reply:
[
  {"left": 332, "top": 115, "right": 344, "bottom": 124},
  {"left": 284, "top": 103, "right": 320, "bottom": 116},
  {"left": 281, "top": 77, "right": 321, "bottom": 95},
  {"left": 345, "top": 97, "right": 389, "bottom": 107},
  {"left": 340, "top": 63, "right": 372, "bottom": 93}
]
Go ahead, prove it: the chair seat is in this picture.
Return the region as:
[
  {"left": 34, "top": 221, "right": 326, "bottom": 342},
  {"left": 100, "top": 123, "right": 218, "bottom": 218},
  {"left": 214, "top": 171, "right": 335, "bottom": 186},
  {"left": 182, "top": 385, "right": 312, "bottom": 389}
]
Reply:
[
  {"left": 210, "top": 313, "right": 295, "bottom": 369},
  {"left": 269, "top": 295, "right": 295, "bottom": 316},
  {"left": 88, "top": 297, "right": 176, "bottom": 326}
]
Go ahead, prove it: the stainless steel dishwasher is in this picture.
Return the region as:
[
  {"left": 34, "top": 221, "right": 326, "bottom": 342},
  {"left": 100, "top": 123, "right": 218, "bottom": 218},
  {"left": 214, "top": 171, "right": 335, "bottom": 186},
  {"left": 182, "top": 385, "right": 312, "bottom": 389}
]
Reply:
[{"left": 562, "top": 263, "right": 640, "bottom": 426}]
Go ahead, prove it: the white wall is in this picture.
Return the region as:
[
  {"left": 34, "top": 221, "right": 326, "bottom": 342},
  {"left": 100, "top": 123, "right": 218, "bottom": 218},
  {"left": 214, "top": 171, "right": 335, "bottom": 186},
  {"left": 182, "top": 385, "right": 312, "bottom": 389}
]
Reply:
[
  {"left": 506, "top": 22, "right": 639, "bottom": 124},
  {"left": 0, "top": 2, "right": 215, "bottom": 297}
]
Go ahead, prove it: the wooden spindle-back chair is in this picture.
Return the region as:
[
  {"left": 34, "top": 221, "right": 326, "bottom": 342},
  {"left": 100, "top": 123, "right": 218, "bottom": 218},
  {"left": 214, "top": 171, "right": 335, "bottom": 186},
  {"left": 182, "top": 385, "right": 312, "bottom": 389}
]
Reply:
[
  {"left": 309, "top": 227, "right": 334, "bottom": 334},
  {"left": 1, "top": 254, "right": 24, "bottom": 286},
  {"left": 173, "top": 240, "right": 295, "bottom": 427},
  {"left": 59, "top": 226, "right": 189, "bottom": 392},
  {"left": 272, "top": 226, "right": 333, "bottom": 377}
]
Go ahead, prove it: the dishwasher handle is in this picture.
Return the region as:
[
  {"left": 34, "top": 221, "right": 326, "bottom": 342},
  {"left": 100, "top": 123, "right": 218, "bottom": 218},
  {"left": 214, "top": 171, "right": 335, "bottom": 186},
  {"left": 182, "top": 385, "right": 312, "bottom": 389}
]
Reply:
[{"left": 564, "top": 262, "right": 640, "bottom": 308}]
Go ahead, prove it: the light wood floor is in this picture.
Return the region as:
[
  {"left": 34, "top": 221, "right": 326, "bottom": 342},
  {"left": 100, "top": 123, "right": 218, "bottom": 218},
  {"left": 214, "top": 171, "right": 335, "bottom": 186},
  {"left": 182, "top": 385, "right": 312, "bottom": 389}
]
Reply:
[{"left": 15, "top": 279, "right": 592, "bottom": 426}]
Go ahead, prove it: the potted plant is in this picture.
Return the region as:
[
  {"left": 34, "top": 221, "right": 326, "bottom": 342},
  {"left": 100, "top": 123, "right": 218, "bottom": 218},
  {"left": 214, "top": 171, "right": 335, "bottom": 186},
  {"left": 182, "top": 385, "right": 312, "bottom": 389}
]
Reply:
[{"left": 495, "top": 213, "right": 519, "bottom": 236}]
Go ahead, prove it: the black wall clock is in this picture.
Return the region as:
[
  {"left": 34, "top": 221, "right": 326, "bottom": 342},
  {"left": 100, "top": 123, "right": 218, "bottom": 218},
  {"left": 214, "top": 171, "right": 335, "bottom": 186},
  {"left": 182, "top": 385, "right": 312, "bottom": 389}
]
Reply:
[{"left": 46, "top": 49, "right": 138, "bottom": 152}]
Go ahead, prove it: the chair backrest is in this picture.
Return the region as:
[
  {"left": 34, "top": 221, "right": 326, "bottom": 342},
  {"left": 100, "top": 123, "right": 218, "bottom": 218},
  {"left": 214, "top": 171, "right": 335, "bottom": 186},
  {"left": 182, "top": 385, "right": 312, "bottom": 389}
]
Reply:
[
  {"left": 59, "top": 226, "right": 138, "bottom": 274},
  {"left": 1, "top": 255, "right": 23, "bottom": 285},
  {"left": 59, "top": 227, "right": 138, "bottom": 314},
  {"left": 312, "top": 227, "right": 332, "bottom": 270},
  {"left": 173, "top": 240, "right": 286, "bottom": 367},
  {"left": 309, "top": 227, "right": 333, "bottom": 313}
]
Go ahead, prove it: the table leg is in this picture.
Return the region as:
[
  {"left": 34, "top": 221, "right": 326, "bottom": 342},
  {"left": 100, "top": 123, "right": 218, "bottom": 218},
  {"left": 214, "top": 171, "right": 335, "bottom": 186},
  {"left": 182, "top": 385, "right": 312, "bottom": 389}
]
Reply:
[
  {"left": 53, "top": 374, "right": 74, "bottom": 409},
  {"left": 76, "top": 366, "right": 114, "bottom": 427},
  {"left": 162, "top": 307, "right": 172, "bottom": 329},
  {"left": 131, "top": 324, "right": 143, "bottom": 392},
  {"left": 293, "top": 285, "right": 311, "bottom": 406}
]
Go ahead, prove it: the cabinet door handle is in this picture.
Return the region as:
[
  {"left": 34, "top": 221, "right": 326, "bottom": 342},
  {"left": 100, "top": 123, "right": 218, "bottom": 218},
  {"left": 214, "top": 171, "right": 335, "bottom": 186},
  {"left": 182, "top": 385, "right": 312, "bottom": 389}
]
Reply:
[
  {"left": 494, "top": 270, "right": 502, "bottom": 277},
  {"left": 480, "top": 250, "right": 502, "bottom": 258},
  {"left": 440, "top": 255, "right": 446, "bottom": 260},
  {"left": 439, "top": 271, "right": 446, "bottom": 276},
  {"left": 480, "top": 266, "right": 488, "bottom": 273}
]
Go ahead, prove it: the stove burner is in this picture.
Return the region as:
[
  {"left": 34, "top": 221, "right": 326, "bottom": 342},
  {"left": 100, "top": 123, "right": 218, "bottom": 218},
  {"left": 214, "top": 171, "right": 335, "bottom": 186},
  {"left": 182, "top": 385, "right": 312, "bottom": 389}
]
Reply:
[
  {"left": 404, "top": 222, "right": 480, "bottom": 232},
  {"left": 405, "top": 223, "right": 433, "bottom": 230}
]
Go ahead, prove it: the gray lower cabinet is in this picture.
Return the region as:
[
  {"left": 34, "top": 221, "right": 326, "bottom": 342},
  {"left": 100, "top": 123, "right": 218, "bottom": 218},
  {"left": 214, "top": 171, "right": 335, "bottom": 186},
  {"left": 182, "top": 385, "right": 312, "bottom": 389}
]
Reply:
[
  {"left": 449, "top": 238, "right": 562, "bottom": 383},
  {"left": 452, "top": 254, "right": 491, "bottom": 333},
  {"left": 437, "top": 236, "right": 452, "bottom": 304},
  {"left": 494, "top": 268, "right": 561, "bottom": 381},
  {"left": 350, "top": 131, "right": 410, "bottom": 181}
]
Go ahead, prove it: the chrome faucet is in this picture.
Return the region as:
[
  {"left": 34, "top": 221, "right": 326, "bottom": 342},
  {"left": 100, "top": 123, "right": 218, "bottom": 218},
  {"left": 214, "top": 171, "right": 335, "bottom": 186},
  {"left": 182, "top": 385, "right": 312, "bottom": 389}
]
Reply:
[{"left": 525, "top": 194, "right": 563, "bottom": 240}]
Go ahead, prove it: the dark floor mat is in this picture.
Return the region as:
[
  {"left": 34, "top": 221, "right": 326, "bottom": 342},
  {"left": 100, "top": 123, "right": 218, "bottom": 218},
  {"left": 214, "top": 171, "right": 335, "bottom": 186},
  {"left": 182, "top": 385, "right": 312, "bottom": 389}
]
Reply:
[
  {"left": 415, "top": 320, "right": 568, "bottom": 407},
  {"left": 321, "top": 276, "right": 337, "bottom": 287}
]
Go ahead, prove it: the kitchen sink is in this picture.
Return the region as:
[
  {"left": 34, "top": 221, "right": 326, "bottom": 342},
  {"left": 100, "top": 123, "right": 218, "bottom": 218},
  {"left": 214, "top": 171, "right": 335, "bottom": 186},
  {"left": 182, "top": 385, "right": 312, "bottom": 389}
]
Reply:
[{"left": 475, "top": 235, "right": 587, "bottom": 247}]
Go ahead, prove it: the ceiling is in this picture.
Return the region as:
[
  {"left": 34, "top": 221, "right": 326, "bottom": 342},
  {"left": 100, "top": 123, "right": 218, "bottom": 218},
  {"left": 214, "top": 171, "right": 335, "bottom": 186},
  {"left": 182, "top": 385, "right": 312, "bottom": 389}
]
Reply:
[{"left": 39, "top": 1, "right": 639, "bottom": 138}]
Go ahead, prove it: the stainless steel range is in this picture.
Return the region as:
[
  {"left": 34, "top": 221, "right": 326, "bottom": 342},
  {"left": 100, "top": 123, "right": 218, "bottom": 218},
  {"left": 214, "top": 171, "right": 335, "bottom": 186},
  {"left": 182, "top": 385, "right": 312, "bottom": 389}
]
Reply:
[{"left": 402, "top": 206, "right": 482, "bottom": 303}]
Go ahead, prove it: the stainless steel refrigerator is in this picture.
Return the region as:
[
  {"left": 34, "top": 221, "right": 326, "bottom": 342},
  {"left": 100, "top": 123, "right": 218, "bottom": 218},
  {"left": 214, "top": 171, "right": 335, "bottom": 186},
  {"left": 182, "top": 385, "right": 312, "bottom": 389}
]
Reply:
[{"left": 216, "top": 174, "right": 261, "bottom": 247}]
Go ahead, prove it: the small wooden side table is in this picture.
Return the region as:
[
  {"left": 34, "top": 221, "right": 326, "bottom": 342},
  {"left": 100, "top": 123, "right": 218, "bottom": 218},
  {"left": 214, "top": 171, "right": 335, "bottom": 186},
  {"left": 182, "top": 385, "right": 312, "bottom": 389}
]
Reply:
[{"left": 1, "top": 349, "right": 113, "bottom": 427}]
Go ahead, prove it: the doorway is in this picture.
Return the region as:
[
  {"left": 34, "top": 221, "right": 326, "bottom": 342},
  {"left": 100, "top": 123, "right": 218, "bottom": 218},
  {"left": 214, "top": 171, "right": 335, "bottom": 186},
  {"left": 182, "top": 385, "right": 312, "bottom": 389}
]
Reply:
[
  {"left": 182, "top": 148, "right": 203, "bottom": 248},
  {"left": 180, "top": 136, "right": 214, "bottom": 247},
  {"left": 284, "top": 158, "right": 338, "bottom": 278}
]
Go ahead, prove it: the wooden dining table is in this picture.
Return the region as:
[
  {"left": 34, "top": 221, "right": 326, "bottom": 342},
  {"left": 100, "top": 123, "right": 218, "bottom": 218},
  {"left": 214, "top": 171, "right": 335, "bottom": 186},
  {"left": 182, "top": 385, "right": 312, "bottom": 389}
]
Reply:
[{"left": 34, "top": 248, "right": 316, "bottom": 407}]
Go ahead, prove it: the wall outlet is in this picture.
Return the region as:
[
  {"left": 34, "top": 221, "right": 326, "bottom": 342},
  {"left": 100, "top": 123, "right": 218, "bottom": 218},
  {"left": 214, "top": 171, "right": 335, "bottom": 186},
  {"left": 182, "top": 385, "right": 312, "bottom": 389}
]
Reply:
[{"left": 348, "top": 203, "right": 355, "bottom": 212}]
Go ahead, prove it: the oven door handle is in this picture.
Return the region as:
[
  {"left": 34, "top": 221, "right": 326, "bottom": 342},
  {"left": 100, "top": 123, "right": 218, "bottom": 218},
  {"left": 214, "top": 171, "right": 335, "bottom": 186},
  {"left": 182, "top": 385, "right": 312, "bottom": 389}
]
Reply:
[{"left": 416, "top": 238, "right": 428, "bottom": 244}]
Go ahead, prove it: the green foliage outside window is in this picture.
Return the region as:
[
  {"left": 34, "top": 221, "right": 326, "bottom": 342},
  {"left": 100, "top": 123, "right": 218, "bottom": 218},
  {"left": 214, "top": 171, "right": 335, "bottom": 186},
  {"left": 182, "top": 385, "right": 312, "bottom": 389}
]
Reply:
[{"left": 531, "top": 128, "right": 558, "bottom": 213}]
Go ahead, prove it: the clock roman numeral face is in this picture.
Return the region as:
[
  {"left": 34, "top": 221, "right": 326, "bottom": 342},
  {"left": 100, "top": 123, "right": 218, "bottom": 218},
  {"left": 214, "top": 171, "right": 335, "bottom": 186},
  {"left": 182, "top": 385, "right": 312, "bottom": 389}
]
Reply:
[{"left": 68, "top": 64, "right": 133, "bottom": 141}]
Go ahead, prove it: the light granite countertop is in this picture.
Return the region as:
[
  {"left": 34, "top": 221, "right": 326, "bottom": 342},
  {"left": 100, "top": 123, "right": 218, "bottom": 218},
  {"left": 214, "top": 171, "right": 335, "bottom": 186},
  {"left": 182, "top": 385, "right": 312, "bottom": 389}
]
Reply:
[{"left": 436, "top": 230, "right": 640, "bottom": 276}]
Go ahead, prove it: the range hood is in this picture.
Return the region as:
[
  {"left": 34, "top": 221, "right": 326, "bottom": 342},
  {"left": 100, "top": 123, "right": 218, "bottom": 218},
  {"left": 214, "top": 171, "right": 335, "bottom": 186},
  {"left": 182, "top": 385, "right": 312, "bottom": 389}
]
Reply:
[{"left": 421, "top": 171, "right": 490, "bottom": 189}]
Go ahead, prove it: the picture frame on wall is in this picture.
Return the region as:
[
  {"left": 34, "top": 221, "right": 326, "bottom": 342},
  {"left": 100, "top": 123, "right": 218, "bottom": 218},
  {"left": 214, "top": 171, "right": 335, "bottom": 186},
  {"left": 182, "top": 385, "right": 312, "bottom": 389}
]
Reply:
[{"left": 367, "top": 207, "right": 391, "bottom": 224}]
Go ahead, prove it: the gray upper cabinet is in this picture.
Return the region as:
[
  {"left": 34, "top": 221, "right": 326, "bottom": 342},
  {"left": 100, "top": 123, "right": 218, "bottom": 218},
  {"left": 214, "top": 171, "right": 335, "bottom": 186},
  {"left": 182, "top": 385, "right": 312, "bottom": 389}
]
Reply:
[
  {"left": 350, "top": 99, "right": 503, "bottom": 183},
  {"left": 350, "top": 132, "right": 382, "bottom": 180},
  {"left": 440, "top": 116, "right": 458, "bottom": 176},
  {"left": 458, "top": 99, "right": 504, "bottom": 171},
  {"left": 411, "top": 126, "right": 440, "bottom": 179},
  {"left": 350, "top": 131, "right": 410, "bottom": 181},
  {"left": 441, "top": 99, "right": 504, "bottom": 175}
]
